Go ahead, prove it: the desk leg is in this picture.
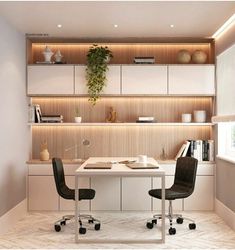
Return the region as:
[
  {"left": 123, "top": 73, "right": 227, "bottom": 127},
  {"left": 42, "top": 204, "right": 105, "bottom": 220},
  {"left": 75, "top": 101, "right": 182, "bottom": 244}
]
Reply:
[
  {"left": 161, "top": 175, "right": 165, "bottom": 243},
  {"left": 75, "top": 175, "right": 79, "bottom": 243}
]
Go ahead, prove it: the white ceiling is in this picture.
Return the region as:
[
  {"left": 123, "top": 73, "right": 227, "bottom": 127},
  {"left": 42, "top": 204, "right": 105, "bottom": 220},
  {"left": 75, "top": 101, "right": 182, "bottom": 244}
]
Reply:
[{"left": 0, "top": 1, "right": 235, "bottom": 38}]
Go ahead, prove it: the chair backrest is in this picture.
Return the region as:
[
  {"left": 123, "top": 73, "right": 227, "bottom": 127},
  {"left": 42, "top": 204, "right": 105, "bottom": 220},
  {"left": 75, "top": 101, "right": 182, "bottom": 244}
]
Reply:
[
  {"left": 52, "top": 158, "right": 67, "bottom": 198},
  {"left": 173, "top": 157, "right": 198, "bottom": 193}
]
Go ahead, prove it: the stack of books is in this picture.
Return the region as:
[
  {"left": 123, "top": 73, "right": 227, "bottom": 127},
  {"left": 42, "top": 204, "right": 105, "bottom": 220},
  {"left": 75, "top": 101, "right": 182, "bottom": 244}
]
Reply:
[
  {"left": 136, "top": 117, "right": 155, "bottom": 123},
  {"left": 41, "top": 115, "right": 63, "bottom": 123},
  {"left": 134, "top": 57, "right": 155, "bottom": 64},
  {"left": 175, "top": 140, "right": 214, "bottom": 162}
]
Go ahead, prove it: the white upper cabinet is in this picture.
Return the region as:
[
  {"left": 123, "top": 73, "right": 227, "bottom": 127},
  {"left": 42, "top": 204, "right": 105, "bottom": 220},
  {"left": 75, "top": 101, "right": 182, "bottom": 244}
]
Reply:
[
  {"left": 122, "top": 65, "right": 168, "bottom": 94},
  {"left": 75, "top": 65, "right": 121, "bottom": 95},
  {"left": 27, "top": 65, "right": 74, "bottom": 95},
  {"left": 168, "top": 65, "right": 215, "bottom": 95}
]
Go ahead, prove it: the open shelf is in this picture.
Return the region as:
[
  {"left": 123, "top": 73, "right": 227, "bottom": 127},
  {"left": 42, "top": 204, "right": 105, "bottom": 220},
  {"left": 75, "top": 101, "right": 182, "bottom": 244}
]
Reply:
[{"left": 28, "top": 122, "right": 214, "bottom": 127}]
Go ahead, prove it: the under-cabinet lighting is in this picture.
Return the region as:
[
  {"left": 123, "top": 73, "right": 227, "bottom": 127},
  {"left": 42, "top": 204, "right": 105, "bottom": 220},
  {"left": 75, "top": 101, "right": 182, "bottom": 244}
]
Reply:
[{"left": 212, "top": 14, "right": 235, "bottom": 39}]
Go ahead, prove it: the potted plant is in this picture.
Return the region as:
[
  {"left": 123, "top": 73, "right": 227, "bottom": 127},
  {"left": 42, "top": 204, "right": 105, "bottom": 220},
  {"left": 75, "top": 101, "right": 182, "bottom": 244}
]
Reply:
[
  {"left": 86, "top": 44, "right": 113, "bottom": 105},
  {"left": 74, "top": 107, "right": 82, "bottom": 123}
]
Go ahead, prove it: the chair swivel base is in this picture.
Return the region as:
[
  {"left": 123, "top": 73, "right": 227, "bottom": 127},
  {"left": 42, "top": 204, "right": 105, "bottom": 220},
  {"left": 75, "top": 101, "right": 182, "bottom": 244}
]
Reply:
[
  {"left": 146, "top": 213, "right": 196, "bottom": 235},
  {"left": 54, "top": 214, "right": 101, "bottom": 234}
]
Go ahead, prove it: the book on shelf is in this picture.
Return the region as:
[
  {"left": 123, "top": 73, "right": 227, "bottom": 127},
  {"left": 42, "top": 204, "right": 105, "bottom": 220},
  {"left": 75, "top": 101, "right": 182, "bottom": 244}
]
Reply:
[
  {"left": 175, "top": 140, "right": 214, "bottom": 162},
  {"left": 34, "top": 104, "right": 42, "bottom": 123}
]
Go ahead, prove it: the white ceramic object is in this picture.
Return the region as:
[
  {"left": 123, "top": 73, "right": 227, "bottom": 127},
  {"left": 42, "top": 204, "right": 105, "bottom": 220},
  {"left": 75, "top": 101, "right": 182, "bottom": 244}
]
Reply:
[
  {"left": 182, "top": 113, "right": 192, "bottom": 123},
  {"left": 54, "top": 50, "right": 63, "bottom": 63},
  {"left": 74, "top": 117, "right": 82, "bottom": 123},
  {"left": 138, "top": 155, "right": 147, "bottom": 163},
  {"left": 194, "top": 110, "right": 206, "bottom": 123},
  {"left": 43, "top": 46, "right": 53, "bottom": 63}
]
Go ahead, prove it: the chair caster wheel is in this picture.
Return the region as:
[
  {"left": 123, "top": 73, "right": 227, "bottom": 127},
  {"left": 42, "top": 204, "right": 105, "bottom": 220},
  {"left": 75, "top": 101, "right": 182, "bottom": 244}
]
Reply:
[
  {"left": 88, "top": 219, "right": 94, "bottom": 224},
  {"left": 176, "top": 217, "right": 183, "bottom": 224},
  {"left": 169, "top": 227, "right": 176, "bottom": 235},
  {"left": 95, "top": 223, "right": 101, "bottom": 231},
  {"left": 152, "top": 219, "right": 157, "bottom": 224},
  {"left": 79, "top": 227, "right": 86, "bottom": 234},
  {"left": 60, "top": 220, "right": 66, "bottom": 226},
  {"left": 189, "top": 223, "right": 196, "bottom": 230},
  {"left": 54, "top": 225, "right": 61, "bottom": 232},
  {"left": 146, "top": 222, "right": 153, "bottom": 229}
]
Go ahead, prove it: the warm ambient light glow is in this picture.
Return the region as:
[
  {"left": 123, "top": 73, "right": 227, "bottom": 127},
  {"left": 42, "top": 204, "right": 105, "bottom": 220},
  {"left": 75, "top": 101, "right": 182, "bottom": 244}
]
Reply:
[
  {"left": 114, "top": 24, "right": 118, "bottom": 28},
  {"left": 57, "top": 24, "right": 62, "bottom": 28},
  {"left": 170, "top": 24, "right": 174, "bottom": 28},
  {"left": 212, "top": 14, "right": 235, "bottom": 39}
]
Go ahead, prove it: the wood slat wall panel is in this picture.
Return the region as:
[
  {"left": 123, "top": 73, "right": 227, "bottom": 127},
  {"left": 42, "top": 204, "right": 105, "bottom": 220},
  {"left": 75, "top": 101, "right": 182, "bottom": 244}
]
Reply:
[
  {"left": 31, "top": 43, "right": 213, "bottom": 64},
  {"left": 32, "top": 126, "right": 212, "bottom": 160},
  {"left": 32, "top": 97, "right": 213, "bottom": 123}
]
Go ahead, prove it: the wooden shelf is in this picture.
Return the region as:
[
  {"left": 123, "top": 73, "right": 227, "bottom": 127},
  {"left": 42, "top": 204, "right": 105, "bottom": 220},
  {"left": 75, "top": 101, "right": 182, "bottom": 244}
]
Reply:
[{"left": 28, "top": 122, "right": 214, "bottom": 127}]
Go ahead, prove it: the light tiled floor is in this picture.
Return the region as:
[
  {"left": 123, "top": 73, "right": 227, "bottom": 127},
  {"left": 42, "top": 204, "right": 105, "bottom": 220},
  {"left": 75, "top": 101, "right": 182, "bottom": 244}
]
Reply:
[{"left": 0, "top": 212, "right": 235, "bottom": 249}]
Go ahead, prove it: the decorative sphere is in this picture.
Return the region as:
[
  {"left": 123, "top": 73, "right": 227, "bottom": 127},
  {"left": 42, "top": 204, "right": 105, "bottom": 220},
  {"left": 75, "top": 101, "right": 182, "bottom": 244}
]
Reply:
[
  {"left": 192, "top": 50, "right": 207, "bottom": 64},
  {"left": 177, "top": 50, "right": 191, "bottom": 64}
]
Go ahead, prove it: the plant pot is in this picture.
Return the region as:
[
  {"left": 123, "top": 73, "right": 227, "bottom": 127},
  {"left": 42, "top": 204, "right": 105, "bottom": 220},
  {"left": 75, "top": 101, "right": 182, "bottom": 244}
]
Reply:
[{"left": 75, "top": 117, "right": 82, "bottom": 123}]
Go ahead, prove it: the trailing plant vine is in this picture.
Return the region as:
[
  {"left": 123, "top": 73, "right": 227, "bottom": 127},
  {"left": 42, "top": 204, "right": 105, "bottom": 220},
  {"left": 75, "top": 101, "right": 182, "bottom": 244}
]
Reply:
[{"left": 86, "top": 44, "right": 113, "bottom": 105}]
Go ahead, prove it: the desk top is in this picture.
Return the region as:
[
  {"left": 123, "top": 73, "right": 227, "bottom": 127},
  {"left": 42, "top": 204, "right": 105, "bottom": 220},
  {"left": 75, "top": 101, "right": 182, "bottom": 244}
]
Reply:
[{"left": 76, "top": 157, "right": 165, "bottom": 177}]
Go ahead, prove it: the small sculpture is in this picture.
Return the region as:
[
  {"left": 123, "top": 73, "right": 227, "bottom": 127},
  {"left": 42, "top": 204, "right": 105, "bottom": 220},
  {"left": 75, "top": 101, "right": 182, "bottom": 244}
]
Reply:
[
  {"left": 40, "top": 141, "right": 50, "bottom": 161},
  {"left": 54, "top": 50, "right": 63, "bottom": 63},
  {"left": 43, "top": 46, "right": 53, "bottom": 63},
  {"left": 106, "top": 107, "right": 117, "bottom": 123}
]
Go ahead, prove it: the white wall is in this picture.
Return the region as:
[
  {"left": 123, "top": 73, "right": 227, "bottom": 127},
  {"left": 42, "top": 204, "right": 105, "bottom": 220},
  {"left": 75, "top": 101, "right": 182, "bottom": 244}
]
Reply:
[
  {"left": 0, "top": 16, "right": 29, "bottom": 217},
  {"left": 216, "top": 44, "right": 235, "bottom": 116}
]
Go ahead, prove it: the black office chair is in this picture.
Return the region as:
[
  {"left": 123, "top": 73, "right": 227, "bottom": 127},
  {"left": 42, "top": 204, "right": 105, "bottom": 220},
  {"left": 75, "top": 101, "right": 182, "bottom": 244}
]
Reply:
[
  {"left": 52, "top": 157, "right": 100, "bottom": 234},
  {"left": 146, "top": 157, "right": 198, "bottom": 235}
]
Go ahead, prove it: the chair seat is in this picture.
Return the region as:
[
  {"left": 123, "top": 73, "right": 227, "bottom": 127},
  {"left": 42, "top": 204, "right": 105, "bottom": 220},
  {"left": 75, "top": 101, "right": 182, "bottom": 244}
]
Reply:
[
  {"left": 149, "top": 185, "right": 191, "bottom": 200},
  {"left": 60, "top": 186, "right": 95, "bottom": 201}
]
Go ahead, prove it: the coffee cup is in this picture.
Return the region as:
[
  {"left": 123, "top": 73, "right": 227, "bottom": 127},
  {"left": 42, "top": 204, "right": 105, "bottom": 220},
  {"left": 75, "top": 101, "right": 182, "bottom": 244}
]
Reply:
[{"left": 138, "top": 155, "right": 147, "bottom": 163}]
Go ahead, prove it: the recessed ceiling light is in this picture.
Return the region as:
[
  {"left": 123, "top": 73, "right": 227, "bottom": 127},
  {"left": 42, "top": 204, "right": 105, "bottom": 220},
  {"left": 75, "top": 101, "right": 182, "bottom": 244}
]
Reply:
[
  {"left": 114, "top": 24, "right": 118, "bottom": 28},
  {"left": 57, "top": 24, "right": 62, "bottom": 28},
  {"left": 170, "top": 24, "right": 174, "bottom": 28}
]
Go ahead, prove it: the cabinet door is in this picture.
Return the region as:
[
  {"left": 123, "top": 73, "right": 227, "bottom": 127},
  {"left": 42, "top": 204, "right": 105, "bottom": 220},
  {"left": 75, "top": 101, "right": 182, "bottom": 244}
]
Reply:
[
  {"left": 184, "top": 176, "right": 214, "bottom": 211},
  {"left": 168, "top": 65, "right": 215, "bottom": 95},
  {"left": 27, "top": 65, "right": 74, "bottom": 95},
  {"left": 91, "top": 177, "right": 120, "bottom": 210},
  {"left": 152, "top": 176, "right": 183, "bottom": 211},
  {"left": 122, "top": 177, "right": 151, "bottom": 211},
  {"left": 28, "top": 176, "right": 59, "bottom": 211},
  {"left": 75, "top": 65, "right": 121, "bottom": 94},
  {"left": 122, "top": 65, "right": 167, "bottom": 94},
  {"left": 60, "top": 176, "right": 90, "bottom": 211}
]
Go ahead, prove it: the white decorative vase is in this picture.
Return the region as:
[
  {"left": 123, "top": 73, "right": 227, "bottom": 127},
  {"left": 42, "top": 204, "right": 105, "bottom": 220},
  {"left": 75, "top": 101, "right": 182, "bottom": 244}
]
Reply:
[
  {"left": 54, "top": 50, "right": 63, "bottom": 63},
  {"left": 194, "top": 110, "right": 206, "bottom": 123},
  {"left": 43, "top": 46, "right": 53, "bottom": 63},
  {"left": 182, "top": 113, "right": 192, "bottom": 123},
  {"left": 75, "top": 117, "right": 82, "bottom": 123}
]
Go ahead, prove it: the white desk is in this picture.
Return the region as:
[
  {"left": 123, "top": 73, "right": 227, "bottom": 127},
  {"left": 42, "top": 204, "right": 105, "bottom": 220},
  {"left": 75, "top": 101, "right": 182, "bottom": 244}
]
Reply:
[{"left": 75, "top": 157, "right": 165, "bottom": 244}]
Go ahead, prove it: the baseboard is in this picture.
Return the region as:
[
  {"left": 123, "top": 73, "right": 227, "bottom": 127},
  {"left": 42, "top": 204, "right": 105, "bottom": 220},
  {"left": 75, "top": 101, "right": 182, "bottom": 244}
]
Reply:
[
  {"left": 215, "top": 198, "right": 235, "bottom": 231},
  {"left": 0, "top": 199, "right": 27, "bottom": 235}
]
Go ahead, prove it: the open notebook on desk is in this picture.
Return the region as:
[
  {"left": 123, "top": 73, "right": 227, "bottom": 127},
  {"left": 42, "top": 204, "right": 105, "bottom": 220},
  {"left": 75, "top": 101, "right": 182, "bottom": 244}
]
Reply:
[
  {"left": 126, "top": 163, "right": 159, "bottom": 169},
  {"left": 84, "top": 163, "right": 112, "bottom": 169}
]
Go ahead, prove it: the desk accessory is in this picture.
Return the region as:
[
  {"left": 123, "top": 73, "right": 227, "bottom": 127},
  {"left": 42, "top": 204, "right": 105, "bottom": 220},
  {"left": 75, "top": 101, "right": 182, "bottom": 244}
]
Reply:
[
  {"left": 84, "top": 163, "right": 112, "bottom": 169},
  {"left": 126, "top": 163, "right": 159, "bottom": 169}
]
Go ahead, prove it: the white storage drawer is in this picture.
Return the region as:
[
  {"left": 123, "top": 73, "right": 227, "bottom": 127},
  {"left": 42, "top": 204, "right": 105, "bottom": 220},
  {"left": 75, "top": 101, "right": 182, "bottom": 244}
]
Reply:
[
  {"left": 122, "top": 65, "right": 168, "bottom": 94},
  {"left": 168, "top": 65, "right": 215, "bottom": 95},
  {"left": 75, "top": 65, "right": 121, "bottom": 95},
  {"left": 27, "top": 65, "right": 74, "bottom": 95}
]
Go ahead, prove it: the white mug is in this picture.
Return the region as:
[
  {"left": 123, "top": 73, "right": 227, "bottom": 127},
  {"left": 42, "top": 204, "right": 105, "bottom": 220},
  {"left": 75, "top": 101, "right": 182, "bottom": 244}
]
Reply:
[
  {"left": 182, "top": 113, "right": 192, "bottom": 123},
  {"left": 138, "top": 155, "right": 147, "bottom": 163}
]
